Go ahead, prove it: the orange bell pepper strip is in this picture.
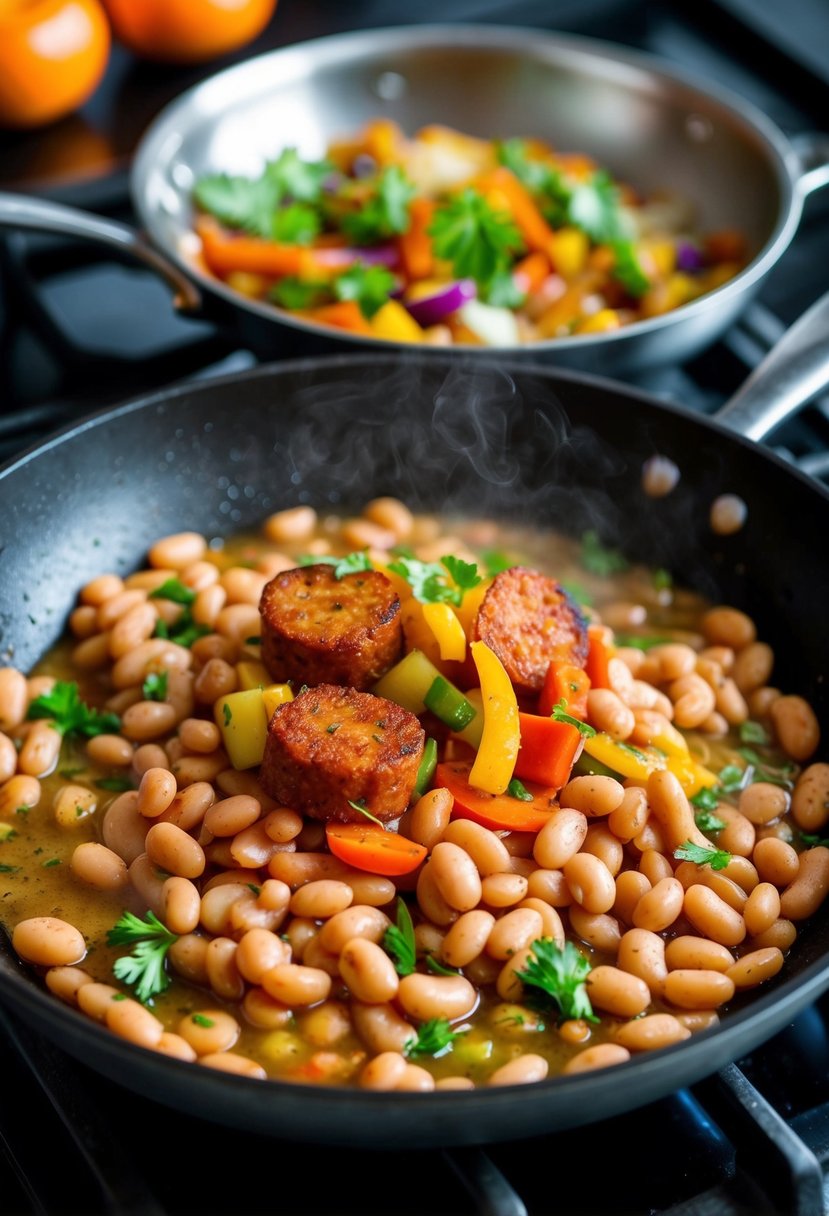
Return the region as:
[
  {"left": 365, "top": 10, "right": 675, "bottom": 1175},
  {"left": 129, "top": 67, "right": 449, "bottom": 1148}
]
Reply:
[
  {"left": 195, "top": 215, "right": 313, "bottom": 279},
  {"left": 512, "top": 250, "right": 551, "bottom": 295},
  {"left": 397, "top": 197, "right": 435, "bottom": 281},
  {"left": 299, "top": 299, "right": 374, "bottom": 335},
  {"left": 585, "top": 625, "right": 613, "bottom": 690},
  {"left": 538, "top": 662, "right": 591, "bottom": 718},
  {"left": 477, "top": 166, "right": 554, "bottom": 254},
  {"left": 467, "top": 639, "right": 520, "bottom": 795},
  {"left": 325, "top": 822, "right": 427, "bottom": 877},
  {"left": 514, "top": 712, "right": 584, "bottom": 789},
  {"left": 435, "top": 759, "right": 557, "bottom": 832}
]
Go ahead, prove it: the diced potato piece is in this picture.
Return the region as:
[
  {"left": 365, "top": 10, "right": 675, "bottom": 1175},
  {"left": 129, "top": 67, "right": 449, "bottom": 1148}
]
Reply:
[
  {"left": 373, "top": 648, "right": 443, "bottom": 714},
  {"left": 262, "top": 684, "right": 294, "bottom": 720},
  {"left": 214, "top": 689, "right": 269, "bottom": 769}
]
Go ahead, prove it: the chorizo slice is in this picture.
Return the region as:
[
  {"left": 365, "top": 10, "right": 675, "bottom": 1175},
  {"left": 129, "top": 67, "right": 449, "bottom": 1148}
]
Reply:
[
  {"left": 259, "top": 564, "right": 403, "bottom": 691},
  {"left": 260, "top": 684, "right": 425, "bottom": 824},
  {"left": 472, "top": 567, "right": 588, "bottom": 694}
]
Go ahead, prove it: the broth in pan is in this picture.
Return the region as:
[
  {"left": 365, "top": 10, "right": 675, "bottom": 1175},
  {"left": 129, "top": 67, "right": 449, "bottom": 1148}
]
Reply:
[{"left": 0, "top": 499, "right": 825, "bottom": 1090}]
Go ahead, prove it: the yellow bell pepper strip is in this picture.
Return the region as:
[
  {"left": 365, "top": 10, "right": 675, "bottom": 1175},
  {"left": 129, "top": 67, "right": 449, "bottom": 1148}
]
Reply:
[
  {"left": 214, "top": 689, "right": 270, "bottom": 769},
  {"left": 421, "top": 601, "right": 467, "bottom": 662},
  {"left": 369, "top": 299, "right": 425, "bottom": 343},
  {"left": 235, "top": 661, "right": 271, "bottom": 691},
  {"left": 262, "top": 683, "right": 294, "bottom": 720},
  {"left": 665, "top": 753, "right": 720, "bottom": 799},
  {"left": 582, "top": 732, "right": 665, "bottom": 782},
  {"left": 467, "top": 640, "right": 520, "bottom": 795}
]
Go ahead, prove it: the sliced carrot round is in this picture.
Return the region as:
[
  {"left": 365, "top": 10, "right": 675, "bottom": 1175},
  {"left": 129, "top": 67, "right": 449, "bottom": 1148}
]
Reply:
[
  {"left": 435, "top": 759, "right": 558, "bottom": 832},
  {"left": 325, "top": 823, "right": 427, "bottom": 877}
]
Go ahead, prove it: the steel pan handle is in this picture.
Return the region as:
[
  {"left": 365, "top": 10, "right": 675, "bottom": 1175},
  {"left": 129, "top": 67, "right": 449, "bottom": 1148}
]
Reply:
[
  {"left": 714, "top": 290, "right": 829, "bottom": 443},
  {"left": 0, "top": 191, "right": 202, "bottom": 313}
]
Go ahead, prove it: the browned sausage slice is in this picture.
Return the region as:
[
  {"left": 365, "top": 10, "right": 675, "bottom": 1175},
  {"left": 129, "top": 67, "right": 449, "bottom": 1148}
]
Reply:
[
  {"left": 260, "top": 684, "right": 425, "bottom": 824},
  {"left": 259, "top": 563, "right": 403, "bottom": 691},
  {"left": 472, "top": 567, "right": 588, "bottom": 693}
]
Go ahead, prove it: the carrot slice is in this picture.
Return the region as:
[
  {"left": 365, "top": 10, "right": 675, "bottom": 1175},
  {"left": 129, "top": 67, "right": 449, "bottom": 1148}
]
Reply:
[
  {"left": 299, "top": 299, "right": 374, "bottom": 335},
  {"left": 397, "top": 197, "right": 435, "bottom": 281},
  {"left": 514, "top": 713, "right": 583, "bottom": 789},
  {"left": 325, "top": 823, "right": 427, "bottom": 876},
  {"left": 537, "top": 662, "right": 591, "bottom": 718},
  {"left": 435, "top": 759, "right": 558, "bottom": 832},
  {"left": 477, "top": 166, "right": 554, "bottom": 253},
  {"left": 195, "top": 215, "right": 311, "bottom": 278},
  {"left": 585, "top": 625, "right": 613, "bottom": 690}
]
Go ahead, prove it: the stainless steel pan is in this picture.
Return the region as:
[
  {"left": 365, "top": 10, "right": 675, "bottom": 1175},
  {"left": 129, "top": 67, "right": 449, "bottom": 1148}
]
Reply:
[
  {"left": 1, "top": 24, "right": 827, "bottom": 375},
  {"left": 0, "top": 291, "right": 828, "bottom": 1148}
]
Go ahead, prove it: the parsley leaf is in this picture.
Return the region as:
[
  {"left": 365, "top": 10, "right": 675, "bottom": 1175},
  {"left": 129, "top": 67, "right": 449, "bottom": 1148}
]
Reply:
[
  {"left": 333, "top": 263, "right": 397, "bottom": 318},
  {"left": 95, "top": 776, "right": 136, "bottom": 793},
  {"left": 264, "top": 148, "right": 334, "bottom": 204},
  {"left": 800, "top": 832, "right": 829, "bottom": 849},
  {"left": 142, "top": 671, "right": 169, "bottom": 702},
  {"left": 429, "top": 188, "right": 524, "bottom": 291},
  {"left": 567, "top": 170, "right": 631, "bottom": 244},
  {"left": 691, "top": 786, "right": 720, "bottom": 811},
  {"left": 148, "top": 578, "right": 196, "bottom": 606},
  {"left": 550, "top": 699, "right": 596, "bottom": 736},
  {"left": 341, "top": 165, "right": 415, "bottom": 242},
  {"left": 387, "top": 555, "right": 480, "bottom": 607},
  {"left": 193, "top": 173, "right": 280, "bottom": 239},
  {"left": 610, "top": 239, "right": 650, "bottom": 297},
  {"left": 270, "top": 277, "right": 330, "bottom": 311},
  {"left": 404, "top": 1018, "right": 467, "bottom": 1059},
  {"left": 674, "top": 840, "right": 733, "bottom": 871},
  {"left": 383, "top": 897, "right": 417, "bottom": 977},
  {"left": 272, "top": 203, "right": 321, "bottom": 246},
  {"left": 107, "top": 910, "right": 178, "bottom": 1004},
  {"left": 579, "top": 529, "right": 629, "bottom": 576},
  {"left": 150, "top": 580, "right": 208, "bottom": 648},
  {"left": 694, "top": 808, "right": 727, "bottom": 834},
  {"left": 739, "top": 720, "right": 770, "bottom": 746},
  {"left": 27, "top": 681, "right": 120, "bottom": 739},
  {"left": 299, "top": 551, "right": 374, "bottom": 578},
  {"left": 517, "top": 938, "right": 598, "bottom": 1023}
]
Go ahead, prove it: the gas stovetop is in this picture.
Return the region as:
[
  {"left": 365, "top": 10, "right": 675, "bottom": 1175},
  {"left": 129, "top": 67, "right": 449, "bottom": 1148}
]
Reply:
[{"left": 1, "top": 1, "right": 829, "bottom": 1214}]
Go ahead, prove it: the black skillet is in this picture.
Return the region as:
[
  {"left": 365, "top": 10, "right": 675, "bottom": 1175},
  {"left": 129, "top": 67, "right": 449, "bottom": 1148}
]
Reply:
[{"left": 0, "top": 294, "right": 827, "bottom": 1149}]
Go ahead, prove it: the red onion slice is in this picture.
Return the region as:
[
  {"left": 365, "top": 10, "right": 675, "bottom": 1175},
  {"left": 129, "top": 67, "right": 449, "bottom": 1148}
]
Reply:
[{"left": 403, "top": 279, "right": 477, "bottom": 326}]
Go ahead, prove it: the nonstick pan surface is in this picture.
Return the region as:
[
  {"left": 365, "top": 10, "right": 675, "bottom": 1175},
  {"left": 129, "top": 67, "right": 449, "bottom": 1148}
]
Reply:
[{"left": 0, "top": 352, "right": 828, "bottom": 1148}]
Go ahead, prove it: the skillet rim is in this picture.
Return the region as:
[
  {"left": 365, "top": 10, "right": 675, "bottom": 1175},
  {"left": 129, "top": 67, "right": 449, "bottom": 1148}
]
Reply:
[{"left": 1, "top": 350, "right": 829, "bottom": 1145}]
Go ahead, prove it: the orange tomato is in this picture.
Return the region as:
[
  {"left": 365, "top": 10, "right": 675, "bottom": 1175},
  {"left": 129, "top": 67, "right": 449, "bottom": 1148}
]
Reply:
[
  {"left": 0, "top": 0, "right": 111, "bottom": 130},
  {"left": 101, "top": 0, "right": 277, "bottom": 65}
]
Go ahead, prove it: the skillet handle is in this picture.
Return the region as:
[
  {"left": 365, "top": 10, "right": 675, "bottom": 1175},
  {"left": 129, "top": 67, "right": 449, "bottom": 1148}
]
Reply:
[
  {"left": 0, "top": 190, "right": 202, "bottom": 314},
  {"left": 789, "top": 132, "right": 829, "bottom": 199},
  {"left": 714, "top": 290, "right": 829, "bottom": 443}
]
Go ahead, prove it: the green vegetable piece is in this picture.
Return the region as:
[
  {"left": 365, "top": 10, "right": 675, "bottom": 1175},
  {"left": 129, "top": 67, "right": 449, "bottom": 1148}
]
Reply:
[
  {"left": 739, "top": 720, "right": 770, "bottom": 746},
  {"left": 333, "top": 263, "right": 397, "bottom": 318},
  {"left": 270, "top": 277, "right": 330, "bottom": 311},
  {"left": 299, "top": 551, "right": 374, "bottom": 578},
  {"left": 148, "top": 578, "right": 197, "bottom": 606},
  {"left": 691, "top": 786, "right": 720, "bottom": 811},
  {"left": 404, "top": 1018, "right": 467, "bottom": 1059},
  {"left": 550, "top": 699, "right": 596, "bottom": 737},
  {"left": 341, "top": 165, "right": 416, "bottom": 242},
  {"left": 271, "top": 202, "right": 321, "bottom": 246},
  {"left": 387, "top": 554, "right": 480, "bottom": 606},
  {"left": 424, "top": 676, "right": 477, "bottom": 731},
  {"left": 673, "top": 840, "right": 733, "bottom": 871},
  {"left": 694, "top": 808, "right": 727, "bottom": 834},
  {"left": 517, "top": 938, "right": 598, "bottom": 1023},
  {"left": 507, "top": 778, "right": 534, "bottom": 802},
  {"left": 428, "top": 187, "right": 524, "bottom": 290},
  {"left": 413, "top": 737, "right": 438, "bottom": 799},
  {"left": 610, "top": 239, "right": 650, "bottom": 297},
  {"left": 264, "top": 148, "right": 334, "bottom": 205},
  {"left": 142, "top": 671, "right": 169, "bottom": 702}
]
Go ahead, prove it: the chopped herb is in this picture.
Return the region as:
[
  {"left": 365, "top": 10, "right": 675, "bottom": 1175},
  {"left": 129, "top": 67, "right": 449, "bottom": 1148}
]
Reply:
[
  {"left": 428, "top": 187, "right": 524, "bottom": 293},
  {"left": 222, "top": 704, "right": 232, "bottom": 726},
  {"left": 153, "top": 616, "right": 210, "bottom": 649},
  {"left": 716, "top": 764, "right": 748, "bottom": 794},
  {"left": 95, "top": 776, "right": 135, "bottom": 793},
  {"left": 107, "top": 910, "right": 179, "bottom": 1004},
  {"left": 14, "top": 805, "right": 30, "bottom": 817},
  {"left": 341, "top": 164, "right": 416, "bottom": 243},
  {"left": 244, "top": 636, "right": 262, "bottom": 646},
  {"left": 694, "top": 808, "right": 727, "bottom": 834},
  {"left": 517, "top": 938, "right": 598, "bottom": 1023},
  {"left": 579, "top": 530, "right": 629, "bottom": 576},
  {"left": 425, "top": 955, "right": 462, "bottom": 976},
  {"left": 691, "top": 786, "right": 720, "bottom": 811},
  {"left": 193, "top": 149, "right": 332, "bottom": 238},
  {"left": 550, "top": 699, "right": 596, "bottom": 737},
  {"left": 404, "top": 1018, "right": 467, "bottom": 1059},
  {"left": 737, "top": 747, "right": 795, "bottom": 789},
  {"left": 191, "top": 1013, "right": 216, "bottom": 1028},
  {"left": 800, "top": 833, "right": 829, "bottom": 849},
  {"left": 270, "top": 276, "right": 330, "bottom": 311},
  {"left": 387, "top": 555, "right": 480, "bottom": 607},
  {"left": 616, "top": 741, "right": 649, "bottom": 762},
  {"left": 507, "top": 777, "right": 534, "bottom": 802},
  {"left": 148, "top": 578, "right": 196, "bottom": 606},
  {"left": 652, "top": 568, "right": 673, "bottom": 591},
  {"left": 609, "top": 239, "right": 650, "bottom": 297},
  {"left": 142, "top": 671, "right": 169, "bottom": 702},
  {"left": 326, "top": 723, "right": 341, "bottom": 734},
  {"left": 59, "top": 766, "right": 86, "bottom": 779},
  {"left": 0, "top": 863, "right": 20, "bottom": 873},
  {"left": 383, "top": 897, "right": 417, "bottom": 977},
  {"left": 674, "top": 840, "right": 732, "bottom": 871},
  {"left": 299, "top": 551, "right": 373, "bottom": 578},
  {"left": 612, "top": 634, "right": 673, "bottom": 651},
  {"left": 247, "top": 883, "right": 261, "bottom": 896},
  {"left": 271, "top": 202, "right": 321, "bottom": 246},
  {"left": 265, "top": 147, "right": 335, "bottom": 205},
  {"left": 42, "top": 858, "right": 61, "bottom": 868},
  {"left": 347, "top": 799, "right": 384, "bottom": 827},
  {"left": 567, "top": 170, "right": 631, "bottom": 244},
  {"left": 27, "top": 680, "right": 121, "bottom": 739},
  {"left": 0, "top": 825, "right": 16, "bottom": 842},
  {"left": 371, "top": 733, "right": 385, "bottom": 745},
  {"left": 739, "top": 721, "right": 770, "bottom": 745},
  {"left": 333, "top": 263, "right": 397, "bottom": 319}
]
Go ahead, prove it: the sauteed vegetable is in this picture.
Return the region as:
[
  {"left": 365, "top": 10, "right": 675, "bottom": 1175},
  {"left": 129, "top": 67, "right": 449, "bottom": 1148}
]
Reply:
[
  {"left": 1, "top": 499, "right": 825, "bottom": 1091},
  {"left": 190, "top": 120, "right": 748, "bottom": 346}
]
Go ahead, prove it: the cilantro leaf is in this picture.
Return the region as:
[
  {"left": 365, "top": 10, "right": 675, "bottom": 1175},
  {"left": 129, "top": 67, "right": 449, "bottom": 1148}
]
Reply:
[
  {"left": 567, "top": 170, "right": 631, "bottom": 244},
  {"left": 404, "top": 1018, "right": 467, "bottom": 1059},
  {"left": 579, "top": 530, "right": 629, "bottom": 576},
  {"left": 107, "top": 910, "right": 178, "bottom": 1005},
  {"left": 341, "top": 165, "right": 416, "bottom": 242},
  {"left": 142, "top": 671, "right": 168, "bottom": 702},
  {"left": 333, "top": 263, "right": 396, "bottom": 318},
  {"left": 387, "top": 555, "right": 480, "bottom": 607},
  {"left": 383, "top": 897, "right": 417, "bottom": 977},
  {"left": 263, "top": 148, "right": 335, "bottom": 205},
  {"left": 691, "top": 786, "right": 721, "bottom": 811},
  {"left": 270, "top": 277, "right": 330, "bottom": 311},
  {"left": 428, "top": 188, "right": 524, "bottom": 290},
  {"left": 550, "top": 699, "right": 596, "bottom": 737},
  {"left": 95, "top": 776, "right": 136, "bottom": 793},
  {"left": 193, "top": 173, "right": 280, "bottom": 239},
  {"left": 27, "top": 681, "right": 120, "bottom": 739},
  {"left": 610, "top": 239, "right": 650, "bottom": 297},
  {"left": 674, "top": 840, "right": 733, "bottom": 871},
  {"left": 694, "top": 808, "right": 727, "bottom": 834},
  {"left": 800, "top": 832, "right": 829, "bottom": 849},
  {"left": 517, "top": 938, "right": 598, "bottom": 1023},
  {"left": 148, "top": 578, "right": 196, "bottom": 606},
  {"left": 272, "top": 203, "right": 321, "bottom": 246},
  {"left": 298, "top": 551, "right": 374, "bottom": 578},
  {"left": 739, "top": 720, "right": 770, "bottom": 746}
]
